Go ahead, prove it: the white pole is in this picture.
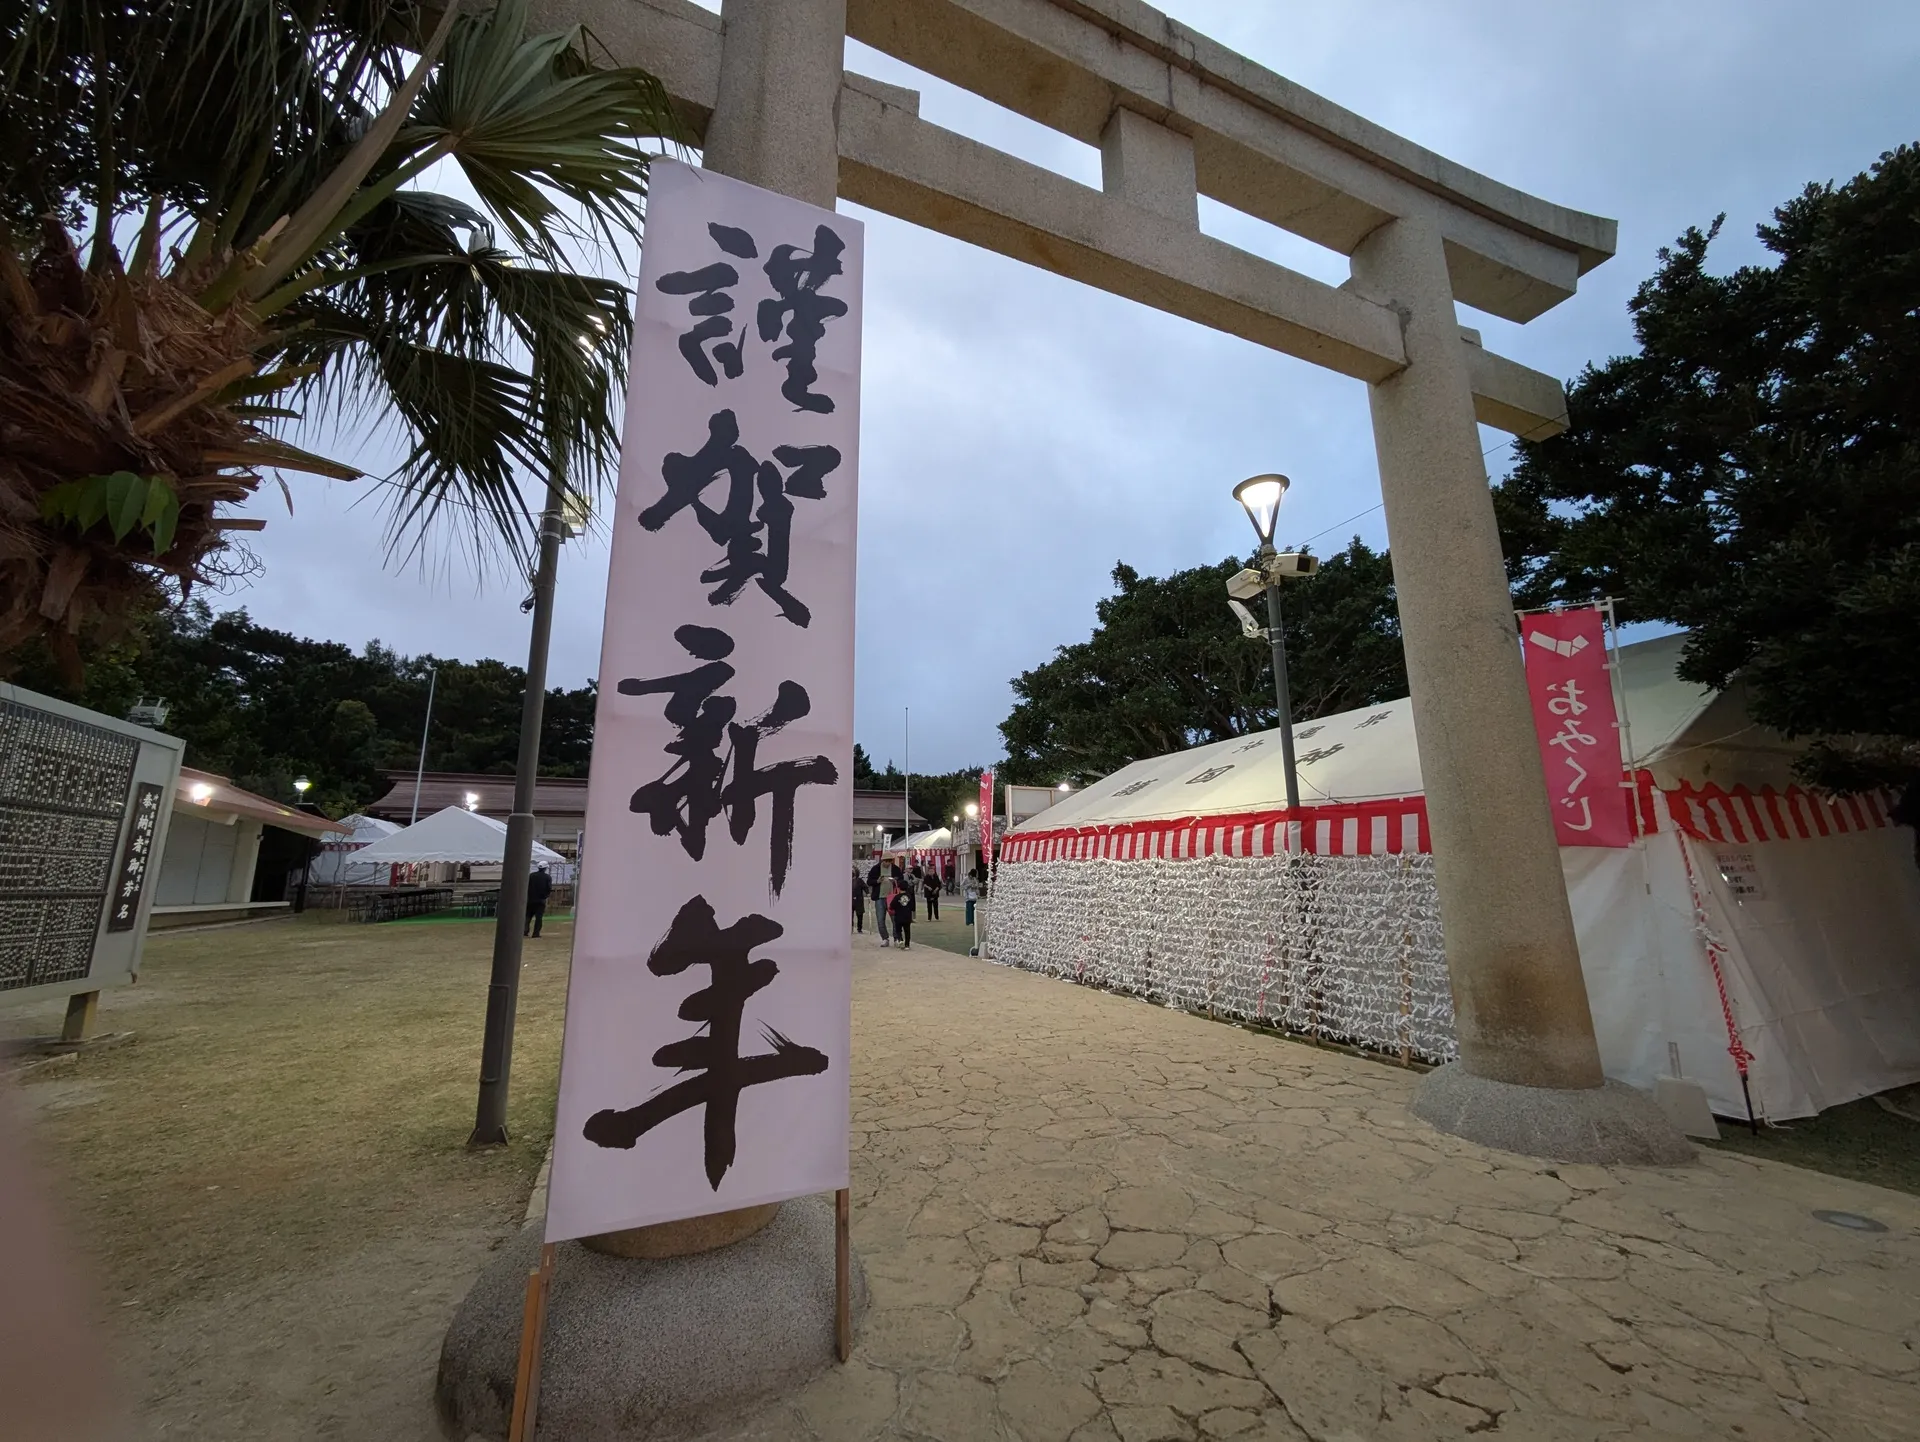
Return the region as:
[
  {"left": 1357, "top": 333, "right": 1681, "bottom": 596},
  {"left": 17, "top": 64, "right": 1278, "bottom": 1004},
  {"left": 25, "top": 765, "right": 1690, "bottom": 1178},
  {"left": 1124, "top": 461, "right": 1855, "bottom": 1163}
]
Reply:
[
  {"left": 410, "top": 665, "right": 438, "bottom": 825},
  {"left": 903, "top": 706, "right": 911, "bottom": 851}
]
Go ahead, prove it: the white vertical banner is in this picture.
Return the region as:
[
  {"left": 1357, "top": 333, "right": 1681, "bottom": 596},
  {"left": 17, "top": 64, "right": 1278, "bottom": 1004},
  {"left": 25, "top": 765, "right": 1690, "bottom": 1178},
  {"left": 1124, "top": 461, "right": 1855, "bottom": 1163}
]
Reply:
[{"left": 547, "top": 160, "right": 862, "bottom": 1243}]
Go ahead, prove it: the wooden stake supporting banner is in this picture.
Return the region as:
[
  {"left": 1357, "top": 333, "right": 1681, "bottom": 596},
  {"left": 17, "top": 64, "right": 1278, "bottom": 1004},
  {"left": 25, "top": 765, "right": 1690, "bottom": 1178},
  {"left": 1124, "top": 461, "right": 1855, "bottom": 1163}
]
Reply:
[
  {"left": 508, "top": 1242, "right": 556, "bottom": 1442},
  {"left": 834, "top": 1187, "right": 852, "bottom": 1363}
]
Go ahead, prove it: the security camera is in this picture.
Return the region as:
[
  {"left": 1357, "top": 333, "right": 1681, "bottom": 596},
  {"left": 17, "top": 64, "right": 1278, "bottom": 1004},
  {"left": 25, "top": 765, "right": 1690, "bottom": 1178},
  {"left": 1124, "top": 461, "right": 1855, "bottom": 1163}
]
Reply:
[
  {"left": 1226, "top": 597, "right": 1266, "bottom": 640},
  {"left": 1267, "top": 552, "right": 1320, "bottom": 579},
  {"left": 1225, "top": 568, "right": 1266, "bottom": 602}
]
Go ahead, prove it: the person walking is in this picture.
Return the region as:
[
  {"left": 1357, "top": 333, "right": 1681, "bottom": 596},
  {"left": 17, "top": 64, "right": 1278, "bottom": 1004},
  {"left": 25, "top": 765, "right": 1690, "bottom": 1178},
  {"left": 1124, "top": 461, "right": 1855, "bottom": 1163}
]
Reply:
[
  {"left": 868, "top": 859, "right": 890, "bottom": 945},
  {"left": 921, "top": 866, "right": 940, "bottom": 921},
  {"left": 524, "top": 864, "right": 552, "bottom": 939},
  {"left": 851, "top": 865, "right": 867, "bottom": 934},
  {"left": 888, "top": 877, "right": 916, "bottom": 950}
]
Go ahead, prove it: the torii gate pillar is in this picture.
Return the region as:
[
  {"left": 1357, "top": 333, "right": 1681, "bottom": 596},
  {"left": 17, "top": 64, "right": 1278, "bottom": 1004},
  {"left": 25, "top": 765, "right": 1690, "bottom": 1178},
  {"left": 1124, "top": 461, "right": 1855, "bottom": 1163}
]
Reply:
[
  {"left": 1350, "top": 215, "right": 1605, "bottom": 1092},
  {"left": 702, "top": 0, "right": 846, "bottom": 209},
  {"left": 1350, "top": 218, "right": 1683, "bottom": 1160}
]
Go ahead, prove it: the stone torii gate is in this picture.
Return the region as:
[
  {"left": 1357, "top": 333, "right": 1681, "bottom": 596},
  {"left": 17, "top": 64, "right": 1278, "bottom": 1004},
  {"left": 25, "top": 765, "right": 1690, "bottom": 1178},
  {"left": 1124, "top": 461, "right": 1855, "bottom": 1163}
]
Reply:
[{"left": 550, "top": 0, "right": 1686, "bottom": 1162}]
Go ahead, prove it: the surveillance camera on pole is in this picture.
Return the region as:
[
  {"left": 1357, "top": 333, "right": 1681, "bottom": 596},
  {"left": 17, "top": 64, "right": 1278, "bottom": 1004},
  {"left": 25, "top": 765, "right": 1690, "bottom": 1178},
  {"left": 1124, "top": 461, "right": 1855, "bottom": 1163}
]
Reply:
[{"left": 1226, "top": 596, "right": 1266, "bottom": 640}]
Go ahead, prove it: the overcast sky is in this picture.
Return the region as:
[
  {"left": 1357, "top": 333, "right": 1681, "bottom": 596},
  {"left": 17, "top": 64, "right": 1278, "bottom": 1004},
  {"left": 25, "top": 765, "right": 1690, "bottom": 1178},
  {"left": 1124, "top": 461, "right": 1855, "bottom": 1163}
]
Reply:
[{"left": 231, "top": 0, "right": 1919, "bottom": 775}]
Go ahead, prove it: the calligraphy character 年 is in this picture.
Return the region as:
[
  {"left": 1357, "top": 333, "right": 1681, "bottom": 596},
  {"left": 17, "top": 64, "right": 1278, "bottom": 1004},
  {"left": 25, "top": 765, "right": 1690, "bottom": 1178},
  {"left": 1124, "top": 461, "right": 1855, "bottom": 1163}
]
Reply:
[
  {"left": 641, "top": 409, "right": 840, "bottom": 627},
  {"left": 655, "top": 222, "right": 761, "bottom": 386},
  {"left": 583, "top": 895, "right": 828, "bottom": 1188},
  {"left": 758, "top": 224, "right": 847, "bottom": 414},
  {"left": 617, "top": 625, "right": 839, "bottom": 896}
]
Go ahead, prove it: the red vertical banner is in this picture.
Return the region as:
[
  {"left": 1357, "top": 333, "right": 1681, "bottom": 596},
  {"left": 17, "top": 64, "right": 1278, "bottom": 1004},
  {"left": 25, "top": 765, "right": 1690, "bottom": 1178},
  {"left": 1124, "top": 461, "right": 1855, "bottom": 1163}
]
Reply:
[
  {"left": 979, "top": 769, "right": 995, "bottom": 870},
  {"left": 1521, "top": 607, "right": 1633, "bottom": 847}
]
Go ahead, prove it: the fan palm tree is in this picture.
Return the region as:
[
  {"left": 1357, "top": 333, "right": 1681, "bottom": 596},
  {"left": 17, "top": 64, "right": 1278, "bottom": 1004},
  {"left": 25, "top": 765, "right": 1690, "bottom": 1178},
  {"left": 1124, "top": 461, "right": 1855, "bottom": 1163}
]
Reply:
[{"left": 0, "top": 0, "right": 676, "bottom": 676}]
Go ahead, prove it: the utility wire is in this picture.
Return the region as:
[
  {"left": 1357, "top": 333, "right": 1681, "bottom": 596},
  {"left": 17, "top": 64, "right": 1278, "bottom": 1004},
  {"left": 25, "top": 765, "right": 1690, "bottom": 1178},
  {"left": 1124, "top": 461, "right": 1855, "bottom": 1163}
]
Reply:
[{"left": 1296, "top": 411, "right": 1566, "bottom": 550}]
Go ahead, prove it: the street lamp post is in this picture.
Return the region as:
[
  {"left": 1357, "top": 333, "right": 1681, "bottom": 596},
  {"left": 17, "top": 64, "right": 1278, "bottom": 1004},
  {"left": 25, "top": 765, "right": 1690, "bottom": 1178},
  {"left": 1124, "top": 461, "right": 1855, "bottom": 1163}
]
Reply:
[
  {"left": 1231, "top": 474, "right": 1305, "bottom": 816},
  {"left": 410, "top": 666, "right": 437, "bottom": 824},
  {"left": 292, "top": 776, "right": 314, "bottom": 914}
]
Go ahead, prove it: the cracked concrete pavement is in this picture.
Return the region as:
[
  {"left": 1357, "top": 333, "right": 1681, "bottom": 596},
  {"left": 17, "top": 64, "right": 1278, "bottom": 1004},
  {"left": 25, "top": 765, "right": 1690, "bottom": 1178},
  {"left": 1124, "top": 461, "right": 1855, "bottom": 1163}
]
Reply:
[{"left": 697, "top": 937, "right": 1920, "bottom": 1442}]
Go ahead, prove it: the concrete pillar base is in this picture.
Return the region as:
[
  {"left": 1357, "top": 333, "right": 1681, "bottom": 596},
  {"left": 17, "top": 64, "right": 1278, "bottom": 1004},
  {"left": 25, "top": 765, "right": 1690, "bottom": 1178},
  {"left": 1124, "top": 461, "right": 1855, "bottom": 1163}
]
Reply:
[
  {"left": 437, "top": 1194, "right": 865, "bottom": 1440},
  {"left": 1410, "top": 1063, "right": 1694, "bottom": 1166}
]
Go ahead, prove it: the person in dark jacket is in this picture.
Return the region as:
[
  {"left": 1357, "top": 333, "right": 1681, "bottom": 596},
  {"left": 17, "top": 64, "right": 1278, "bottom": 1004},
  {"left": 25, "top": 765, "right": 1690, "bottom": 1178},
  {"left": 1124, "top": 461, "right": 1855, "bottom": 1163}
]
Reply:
[
  {"left": 867, "top": 864, "right": 887, "bottom": 940},
  {"left": 525, "top": 865, "right": 553, "bottom": 938},
  {"left": 921, "top": 866, "right": 940, "bottom": 920},
  {"left": 851, "top": 866, "right": 867, "bottom": 933},
  {"left": 887, "top": 878, "right": 916, "bottom": 949}
]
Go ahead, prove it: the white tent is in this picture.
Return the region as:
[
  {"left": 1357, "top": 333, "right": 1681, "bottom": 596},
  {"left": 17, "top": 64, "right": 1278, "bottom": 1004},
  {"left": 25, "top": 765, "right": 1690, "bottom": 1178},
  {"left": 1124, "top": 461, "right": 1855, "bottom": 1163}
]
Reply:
[
  {"left": 352, "top": 805, "right": 566, "bottom": 868},
  {"left": 882, "top": 826, "right": 953, "bottom": 855},
  {"left": 311, "top": 813, "right": 401, "bottom": 886},
  {"left": 995, "top": 633, "right": 1920, "bottom": 1121}
]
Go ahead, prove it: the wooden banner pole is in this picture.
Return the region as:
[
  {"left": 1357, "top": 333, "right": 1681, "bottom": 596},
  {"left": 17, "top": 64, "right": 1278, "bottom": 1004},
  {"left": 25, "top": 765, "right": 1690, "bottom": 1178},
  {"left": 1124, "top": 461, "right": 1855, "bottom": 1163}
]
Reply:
[
  {"left": 834, "top": 1187, "right": 852, "bottom": 1363},
  {"left": 508, "top": 1242, "right": 557, "bottom": 1442}
]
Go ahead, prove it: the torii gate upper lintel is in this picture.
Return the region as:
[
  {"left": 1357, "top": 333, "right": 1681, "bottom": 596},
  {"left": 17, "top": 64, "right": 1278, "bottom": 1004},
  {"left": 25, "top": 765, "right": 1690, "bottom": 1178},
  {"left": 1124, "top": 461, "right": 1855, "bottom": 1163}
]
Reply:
[{"left": 554, "top": 0, "right": 1688, "bottom": 1164}]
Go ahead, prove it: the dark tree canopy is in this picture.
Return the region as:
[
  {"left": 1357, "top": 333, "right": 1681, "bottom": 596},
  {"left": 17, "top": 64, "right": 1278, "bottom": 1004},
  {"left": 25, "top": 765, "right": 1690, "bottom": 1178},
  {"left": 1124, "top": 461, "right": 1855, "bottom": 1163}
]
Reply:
[
  {"left": 998, "top": 539, "right": 1406, "bottom": 786},
  {"left": 853, "top": 745, "right": 981, "bottom": 835},
  {"left": 1497, "top": 145, "right": 1920, "bottom": 790},
  {"left": 11, "top": 601, "right": 598, "bottom": 816}
]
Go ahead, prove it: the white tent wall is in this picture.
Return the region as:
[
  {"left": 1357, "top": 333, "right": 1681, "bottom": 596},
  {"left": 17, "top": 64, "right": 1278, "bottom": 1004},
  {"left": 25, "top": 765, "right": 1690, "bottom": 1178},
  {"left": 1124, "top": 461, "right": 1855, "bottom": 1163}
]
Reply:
[
  {"left": 1561, "top": 837, "right": 1758, "bottom": 1119},
  {"left": 1690, "top": 827, "right": 1920, "bottom": 1119}
]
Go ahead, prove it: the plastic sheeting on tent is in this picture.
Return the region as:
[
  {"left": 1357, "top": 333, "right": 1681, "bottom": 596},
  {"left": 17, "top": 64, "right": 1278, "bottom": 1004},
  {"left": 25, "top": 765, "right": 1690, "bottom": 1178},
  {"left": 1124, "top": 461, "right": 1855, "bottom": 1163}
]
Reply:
[
  {"left": 351, "top": 805, "right": 566, "bottom": 867},
  {"left": 997, "top": 633, "right": 1920, "bottom": 1121}
]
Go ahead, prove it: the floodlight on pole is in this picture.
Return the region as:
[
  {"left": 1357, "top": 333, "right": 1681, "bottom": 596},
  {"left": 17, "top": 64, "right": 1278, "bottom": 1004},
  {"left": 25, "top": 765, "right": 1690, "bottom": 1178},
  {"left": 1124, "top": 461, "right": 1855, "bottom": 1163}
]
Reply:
[
  {"left": 293, "top": 776, "right": 311, "bottom": 797},
  {"left": 1233, "top": 473, "right": 1289, "bottom": 549},
  {"left": 964, "top": 802, "right": 978, "bottom": 818}
]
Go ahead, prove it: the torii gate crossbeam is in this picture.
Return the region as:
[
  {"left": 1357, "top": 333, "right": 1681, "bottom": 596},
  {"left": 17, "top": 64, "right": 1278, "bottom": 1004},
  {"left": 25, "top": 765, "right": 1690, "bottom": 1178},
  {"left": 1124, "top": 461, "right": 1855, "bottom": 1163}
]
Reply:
[{"left": 545, "top": 0, "right": 1688, "bottom": 1164}]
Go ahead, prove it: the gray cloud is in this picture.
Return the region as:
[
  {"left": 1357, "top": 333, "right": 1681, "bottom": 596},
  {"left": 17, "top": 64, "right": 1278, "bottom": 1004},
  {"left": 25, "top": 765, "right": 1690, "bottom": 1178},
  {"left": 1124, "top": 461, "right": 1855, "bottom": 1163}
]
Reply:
[{"left": 228, "top": 0, "right": 1920, "bottom": 773}]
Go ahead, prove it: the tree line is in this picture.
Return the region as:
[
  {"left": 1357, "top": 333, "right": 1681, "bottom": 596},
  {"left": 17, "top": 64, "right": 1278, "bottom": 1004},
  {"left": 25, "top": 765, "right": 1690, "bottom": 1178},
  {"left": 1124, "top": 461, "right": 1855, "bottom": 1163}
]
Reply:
[
  {"left": 12, "top": 601, "right": 596, "bottom": 818},
  {"left": 1001, "top": 146, "right": 1920, "bottom": 796}
]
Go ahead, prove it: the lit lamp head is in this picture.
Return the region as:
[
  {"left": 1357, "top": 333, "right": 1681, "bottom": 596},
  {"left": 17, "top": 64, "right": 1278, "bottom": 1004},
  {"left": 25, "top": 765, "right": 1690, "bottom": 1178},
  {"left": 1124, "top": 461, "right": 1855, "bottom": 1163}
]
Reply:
[
  {"left": 464, "top": 792, "right": 480, "bottom": 811},
  {"left": 293, "top": 776, "right": 311, "bottom": 798},
  {"left": 965, "top": 802, "right": 979, "bottom": 819},
  {"left": 1232, "top": 473, "right": 1290, "bottom": 552},
  {"left": 1057, "top": 781, "right": 1072, "bottom": 792},
  {"left": 189, "top": 781, "right": 214, "bottom": 805}
]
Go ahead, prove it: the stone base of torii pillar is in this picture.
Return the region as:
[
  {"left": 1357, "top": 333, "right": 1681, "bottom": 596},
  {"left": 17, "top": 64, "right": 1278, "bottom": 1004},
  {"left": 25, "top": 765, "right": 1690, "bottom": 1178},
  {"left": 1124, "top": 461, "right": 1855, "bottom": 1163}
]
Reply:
[{"left": 435, "top": 1199, "right": 866, "bottom": 1440}]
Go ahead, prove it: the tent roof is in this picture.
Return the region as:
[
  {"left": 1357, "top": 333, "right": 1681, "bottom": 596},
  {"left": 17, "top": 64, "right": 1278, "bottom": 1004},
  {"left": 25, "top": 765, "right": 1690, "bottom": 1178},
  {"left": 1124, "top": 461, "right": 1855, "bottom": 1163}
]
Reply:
[
  {"left": 1011, "top": 632, "right": 1728, "bottom": 835},
  {"left": 351, "top": 806, "right": 566, "bottom": 866},
  {"left": 883, "top": 827, "right": 953, "bottom": 853}
]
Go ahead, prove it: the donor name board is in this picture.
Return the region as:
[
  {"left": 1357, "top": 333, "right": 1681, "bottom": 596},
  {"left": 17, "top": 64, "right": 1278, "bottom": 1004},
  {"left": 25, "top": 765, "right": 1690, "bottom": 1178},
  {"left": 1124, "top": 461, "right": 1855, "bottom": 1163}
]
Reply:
[{"left": 547, "top": 160, "right": 862, "bottom": 1241}]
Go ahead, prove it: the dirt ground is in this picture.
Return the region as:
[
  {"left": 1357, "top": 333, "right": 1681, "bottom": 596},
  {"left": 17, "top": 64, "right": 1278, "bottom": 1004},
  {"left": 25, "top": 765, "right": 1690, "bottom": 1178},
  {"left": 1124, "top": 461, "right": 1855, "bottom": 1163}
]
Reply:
[{"left": 1, "top": 913, "right": 571, "bottom": 1440}]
